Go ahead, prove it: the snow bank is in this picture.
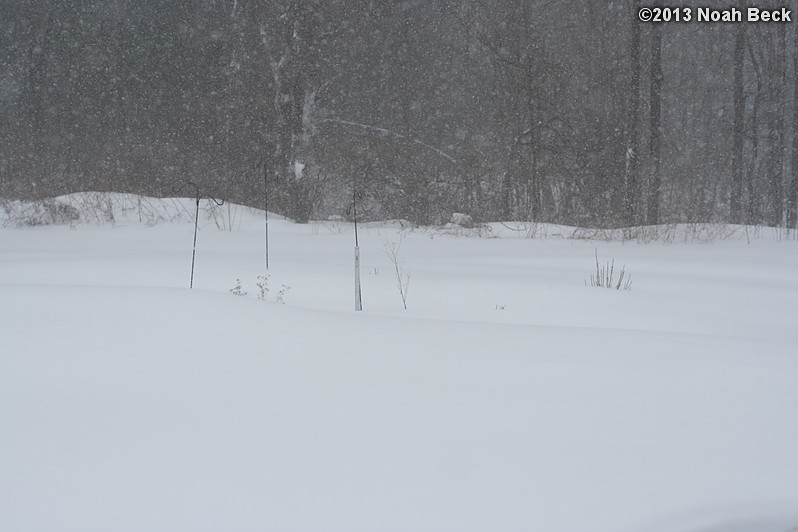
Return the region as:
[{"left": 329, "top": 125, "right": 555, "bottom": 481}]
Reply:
[{"left": 1, "top": 193, "right": 797, "bottom": 532}]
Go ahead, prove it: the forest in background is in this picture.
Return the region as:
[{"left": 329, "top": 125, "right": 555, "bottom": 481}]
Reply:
[{"left": 2, "top": 0, "right": 797, "bottom": 228}]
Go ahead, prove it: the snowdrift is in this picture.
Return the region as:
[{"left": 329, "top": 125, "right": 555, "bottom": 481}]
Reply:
[{"left": 1, "top": 193, "right": 797, "bottom": 532}]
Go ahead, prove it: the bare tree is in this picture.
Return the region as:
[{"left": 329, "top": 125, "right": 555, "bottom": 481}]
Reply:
[
  {"left": 730, "top": 5, "right": 746, "bottom": 224},
  {"left": 766, "top": 24, "right": 788, "bottom": 226},
  {"left": 473, "top": 0, "right": 560, "bottom": 222},
  {"left": 789, "top": 4, "right": 798, "bottom": 229},
  {"left": 624, "top": 0, "right": 642, "bottom": 228},
  {"left": 385, "top": 236, "right": 411, "bottom": 310},
  {"left": 260, "top": 1, "right": 333, "bottom": 223},
  {"left": 647, "top": 16, "right": 663, "bottom": 225}
]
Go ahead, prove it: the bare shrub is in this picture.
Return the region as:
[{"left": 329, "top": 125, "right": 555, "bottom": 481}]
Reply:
[
  {"left": 229, "top": 279, "right": 247, "bottom": 296},
  {"left": 256, "top": 275, "right": 270, "bottom": 300},
  {"left": 587, "top": 249, "right": 632, "bottom": 291},
  {"left": 1, "top": 199, "right": 80, "bottom": 227},
  {"left": 385, "top": 236, "right": 411, "bottom": 309}
]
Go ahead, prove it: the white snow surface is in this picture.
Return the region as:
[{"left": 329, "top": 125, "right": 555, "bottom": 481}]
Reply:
[{"left": 1, "top": 194, "right": 797, "bottom": 532}]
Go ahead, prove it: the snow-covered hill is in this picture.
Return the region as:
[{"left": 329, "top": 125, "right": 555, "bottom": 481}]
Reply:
[{"left": 1, "top": 193, "right": 797, "bottom": 532}]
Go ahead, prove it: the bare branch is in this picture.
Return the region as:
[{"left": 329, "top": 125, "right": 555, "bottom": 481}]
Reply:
[{"left": 318, "top": 118, "right": 458, "bottom": 165}]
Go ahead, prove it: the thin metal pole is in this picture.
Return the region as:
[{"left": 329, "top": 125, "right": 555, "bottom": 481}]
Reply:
[
  {"left": 353, "top": 176, "right": 362, "bottom": 311},
  {"left": 190, "top": 195, "right": 199, "bottom": 289},
  {"left": 173, "top": 180, "right": 223, "bottom": 290}
]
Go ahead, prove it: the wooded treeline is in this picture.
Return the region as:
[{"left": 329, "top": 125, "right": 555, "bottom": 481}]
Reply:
[{"left": 2, "top": 0, "right": 797, "bottom": 227}]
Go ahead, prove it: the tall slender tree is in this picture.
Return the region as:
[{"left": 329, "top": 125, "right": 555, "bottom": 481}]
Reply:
[
  {"left": 624, "top": 0, "right": 642, "bottom": 227},
  {"left": 767, "top": 24, "right": 787, "bottom": 226},
  {"left": 789, "top": 1, "right": 798, "bottom": 228},
  {"left": 730, "top": 6, "right": 746, "bottom": 224},
  {"left": 647, "top": 17, "right": 663, "bottom": 225}
]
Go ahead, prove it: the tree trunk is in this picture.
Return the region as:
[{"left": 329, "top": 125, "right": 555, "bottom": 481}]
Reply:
[
  {"left": 730, "top": 13, "right": 745, "bottom": 224},
  {"left": 789, "top": 4, "right": 798, "bottom": 228},
  {"left": 647, "top": 19, "right": 663, "bottom": 225},
  {"left": 746, "top": 38, "right": 764, "bottom": 224},
  {"left": 27, "top": 4, "right": 53, "bottom": 197},
  {"left": 266, "top": 1, "right": 316, "bottom": 223},
  {"left": 525, "top": 69, "right": 541, "bottom": 221},
  {"left": 624, "top": 0, "right": 641, "bottom": 227},
  {"left": 768, "top": 25, "right": 787, "bottom": 226}
]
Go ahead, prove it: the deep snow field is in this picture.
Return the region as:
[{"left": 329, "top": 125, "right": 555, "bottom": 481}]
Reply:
[{"left": 2, "top": 193, "right": 797, "bottom": 532}]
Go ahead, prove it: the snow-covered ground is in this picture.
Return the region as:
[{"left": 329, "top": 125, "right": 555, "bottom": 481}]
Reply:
[{"left": 2, "top": 194, "right": 797, "bottom": 532}]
